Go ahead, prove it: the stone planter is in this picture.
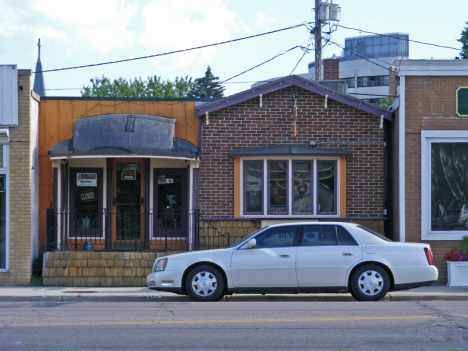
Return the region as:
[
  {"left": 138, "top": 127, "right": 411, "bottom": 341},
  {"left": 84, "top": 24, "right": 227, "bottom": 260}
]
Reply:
[{"left": 446, "top": 261, "right": 468, "bottom": 286}]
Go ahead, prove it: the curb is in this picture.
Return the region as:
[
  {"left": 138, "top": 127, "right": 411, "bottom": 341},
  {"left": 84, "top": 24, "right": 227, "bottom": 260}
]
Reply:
[{"left": 1, "top": 293, "right": 466, "bottom": 302}]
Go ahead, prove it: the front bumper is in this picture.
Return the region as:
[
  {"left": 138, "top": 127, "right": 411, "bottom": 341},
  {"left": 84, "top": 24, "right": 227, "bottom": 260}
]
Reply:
[{"left": 146, "top": 271, "right": 184, "bottom": 294}]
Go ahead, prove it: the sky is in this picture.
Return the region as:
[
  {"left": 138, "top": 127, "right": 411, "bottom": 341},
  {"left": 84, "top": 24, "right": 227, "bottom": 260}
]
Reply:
[{"left": 0, "top": 0, "right": 466, "bottom": 97}]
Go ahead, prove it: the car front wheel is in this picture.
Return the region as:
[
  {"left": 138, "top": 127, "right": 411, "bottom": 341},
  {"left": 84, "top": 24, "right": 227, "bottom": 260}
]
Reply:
[
  {"left": 185, "top": 265, "right": 225, "bottom": 302},
  {"left": 350, "top": 264, "right": 390, "bottom": 301}
]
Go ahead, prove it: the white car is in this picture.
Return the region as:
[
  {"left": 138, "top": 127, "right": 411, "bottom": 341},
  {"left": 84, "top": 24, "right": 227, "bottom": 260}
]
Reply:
[{"left": 147, "top": 222, "right": 438, "bottom": 302}]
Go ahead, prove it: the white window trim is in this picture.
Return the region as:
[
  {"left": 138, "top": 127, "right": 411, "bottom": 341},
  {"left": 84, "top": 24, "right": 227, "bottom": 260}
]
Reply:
[
  {"left": 240, "top": 157, "right": 340, "bottom": 218},
  {"left": 421, "top": 130, "right": 468, "bottom": 240},
  {"left": 0, "top": 144, "right": 9, "bottom": 272}
]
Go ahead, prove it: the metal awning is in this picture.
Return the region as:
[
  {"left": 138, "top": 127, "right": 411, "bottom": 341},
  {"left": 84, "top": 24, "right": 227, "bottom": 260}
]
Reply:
[
  {"left": 229, "top": 144, "right": 351, "bottom": 157},
  {"left": 48, "top": 114, "right": 198, "bottom": 160}
]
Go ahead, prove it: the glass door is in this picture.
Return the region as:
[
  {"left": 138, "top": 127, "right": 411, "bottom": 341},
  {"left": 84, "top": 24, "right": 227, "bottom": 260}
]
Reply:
[
  {"left": 153, "top": 169, "right": 187, "bottom": 238},
  {"left": 112, "top": 159, "right": 145, "bottom": 243}
]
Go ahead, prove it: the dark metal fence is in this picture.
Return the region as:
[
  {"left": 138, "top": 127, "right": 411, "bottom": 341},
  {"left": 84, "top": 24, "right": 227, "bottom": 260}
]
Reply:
[
  {"left": 46, "top": 208, "right": 190, "bottom": 252},
  {"left": 46, "top": 208, "right": 233, "bottom": 252}
]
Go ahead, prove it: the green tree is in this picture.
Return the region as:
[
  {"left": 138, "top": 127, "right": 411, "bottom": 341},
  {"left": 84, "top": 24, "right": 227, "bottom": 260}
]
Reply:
[
  {"left": 379, "top": 95, "right": 394, "bottom": 109},
  {"left": 458, "top": 20, "right": 468, "bottom": 59},
  {"left": 190, "top": 66, "right": 225, "bottom": 98},
  {"left": 81, "top": 75, "right": 197, "bottom": 98}
]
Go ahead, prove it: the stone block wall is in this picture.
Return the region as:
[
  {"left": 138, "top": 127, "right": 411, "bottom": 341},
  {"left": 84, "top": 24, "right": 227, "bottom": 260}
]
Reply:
[{"left": 42, "top": 252, "right": 174, "bottom": 287}]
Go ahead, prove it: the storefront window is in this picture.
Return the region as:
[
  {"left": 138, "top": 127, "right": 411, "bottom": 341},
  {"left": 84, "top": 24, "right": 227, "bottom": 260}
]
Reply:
[
  {"left": 318, "top": 161, "right": 336, "bottom": 214},
  {"left": 0, "top": 175, "right": 6, "bottom": 269},
  {"left": 431, "top": 143, "right": 468, "bottom": 231},
  {"left": 269, "top": 161, "right": 287, "bottom": 214},
  {"left": 244, "top": 161, "right": 263, "bottom": 214},
  {"left": 293, "top": 162, "right": 312, "bottom": 214}
]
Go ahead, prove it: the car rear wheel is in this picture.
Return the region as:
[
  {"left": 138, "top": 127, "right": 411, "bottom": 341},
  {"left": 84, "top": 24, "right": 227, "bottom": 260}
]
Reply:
[
  {"left": 185, "top": 265, "right": 225, "bottom": 302},
  {"left": 350, "top": 264, "right": 390, "bottom": 301}
]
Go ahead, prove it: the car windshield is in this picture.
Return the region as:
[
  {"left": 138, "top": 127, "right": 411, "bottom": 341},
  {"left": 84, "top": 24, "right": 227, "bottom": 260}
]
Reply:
[
  {"left": 355, "top": 225, "right": 393, "bottom": 242},
  {"left": 228, "top": 227, "right": 268, "bottom": 248}
]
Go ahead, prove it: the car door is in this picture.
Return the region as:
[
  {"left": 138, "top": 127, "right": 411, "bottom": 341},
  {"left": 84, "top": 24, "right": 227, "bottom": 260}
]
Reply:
[
  {"left": 296, "top": 224, "right": 362, "bottom": 287},
  {"left": 230, "top": 225, "right": 300, "bottom": 288}
]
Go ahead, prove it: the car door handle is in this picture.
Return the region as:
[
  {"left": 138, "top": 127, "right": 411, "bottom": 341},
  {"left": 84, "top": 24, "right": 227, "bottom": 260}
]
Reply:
[
  {"left": 279, "top": 254, "right": 290, "bottom": 258},
  {"left": 342, "top": 252, "right": 354, "bottom": 256}
]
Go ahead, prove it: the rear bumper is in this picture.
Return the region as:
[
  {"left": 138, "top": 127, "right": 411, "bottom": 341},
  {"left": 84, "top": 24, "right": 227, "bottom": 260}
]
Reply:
[{"left": 391, "top": 265, "right": 438, "bottom": 290}]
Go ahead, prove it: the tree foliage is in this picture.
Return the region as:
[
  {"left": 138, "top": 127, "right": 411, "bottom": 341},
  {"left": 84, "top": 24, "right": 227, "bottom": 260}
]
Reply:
[
  {"left": 190, "top": 66, "right": 225, "bottom": 98},
  {"left": 379, "top": 96, "right": 394, "bottom": 109},
  {"left": 81, "top": 66, "right": 225, "bottom": 98},
  {"left": 458, "top": 20, "right": 468, "bottom": 59},
  {"left": 81, "top": 75, "right": 197, "bottom": 98}
]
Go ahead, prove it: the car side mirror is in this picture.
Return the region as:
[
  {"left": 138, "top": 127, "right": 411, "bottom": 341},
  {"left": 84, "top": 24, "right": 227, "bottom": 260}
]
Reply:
[{"left": 245, "top": 238, "right": 256, "bottom": 249}]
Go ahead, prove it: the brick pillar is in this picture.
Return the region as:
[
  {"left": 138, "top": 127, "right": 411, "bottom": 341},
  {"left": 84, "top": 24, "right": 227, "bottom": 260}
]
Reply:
[{"left": 323, "top": 58, "right": 339, "bottom": 80}]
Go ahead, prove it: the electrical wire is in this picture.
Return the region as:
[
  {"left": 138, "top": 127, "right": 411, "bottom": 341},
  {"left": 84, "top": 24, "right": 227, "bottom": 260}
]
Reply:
[
  {"left": 336, "top": 25, "right": 460, "bottom": 51},
  {"left": 330, "top": 41, "right": 394, "bottom": 72},
  {"left": 34, "top": 22, "right": 313, "bottom": 74}
]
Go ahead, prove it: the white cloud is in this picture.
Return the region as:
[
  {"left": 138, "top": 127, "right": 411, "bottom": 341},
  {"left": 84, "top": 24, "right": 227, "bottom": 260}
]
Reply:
[
  {"left": 138, "top": 0, "right": 248, "bottom": 70},
  {"left": 0, "top": 0, "right": 139, "bottom": 54}
]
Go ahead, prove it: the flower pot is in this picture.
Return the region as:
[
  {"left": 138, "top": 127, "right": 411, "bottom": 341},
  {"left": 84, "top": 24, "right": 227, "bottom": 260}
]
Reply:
[{"left": 446, "top": 261, "right": 468, "bottom": 286}]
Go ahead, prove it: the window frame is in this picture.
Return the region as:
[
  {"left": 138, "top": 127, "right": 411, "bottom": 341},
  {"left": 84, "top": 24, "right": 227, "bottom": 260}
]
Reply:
[
  {"left": 240, "top": 157, "right": 340, "bottom": 218},
  {"left": 421, "top": 130, "right": 468, "bottom": 240},
  {"left": 0, "top": 144, "right": 9, "bottom": 272}
]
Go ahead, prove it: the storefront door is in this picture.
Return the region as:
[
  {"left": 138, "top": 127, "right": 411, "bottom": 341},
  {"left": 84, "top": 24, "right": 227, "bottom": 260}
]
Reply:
[
  {"left": 112, "top": 159, "right": 145, "bottom": 243},
  {"left": 153, "top": 169, "right": 187, "bottom": 238}
]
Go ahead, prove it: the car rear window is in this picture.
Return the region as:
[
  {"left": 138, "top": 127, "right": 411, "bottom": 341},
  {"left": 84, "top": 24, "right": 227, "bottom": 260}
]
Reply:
[{"left": 356, "top": 226, "right": 393, "bottom": 242}]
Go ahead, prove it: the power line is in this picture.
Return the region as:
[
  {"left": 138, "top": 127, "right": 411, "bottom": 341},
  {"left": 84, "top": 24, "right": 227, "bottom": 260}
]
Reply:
[
  {"left": 337, "top": 25, "right": 460, "bottom": 51},
  {"left": 220, "top": 44, "right": 306, "bottom": 84},
  {"left": 34, "top": 22, "right": 312, "bottom": 74},
  {"left": 330, "top": 41, "right": 393, "bottom": 72}
]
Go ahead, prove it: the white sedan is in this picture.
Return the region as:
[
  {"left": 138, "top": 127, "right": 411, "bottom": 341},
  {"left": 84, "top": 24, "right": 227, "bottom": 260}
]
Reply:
[{"left": 147, "top": 222, "right": 438, "bottom": 301}]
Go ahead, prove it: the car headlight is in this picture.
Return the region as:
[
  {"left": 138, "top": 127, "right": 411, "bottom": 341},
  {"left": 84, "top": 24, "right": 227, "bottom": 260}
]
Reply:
[{"left": 153, "top": 258, "right": 168, "bottom": 272}]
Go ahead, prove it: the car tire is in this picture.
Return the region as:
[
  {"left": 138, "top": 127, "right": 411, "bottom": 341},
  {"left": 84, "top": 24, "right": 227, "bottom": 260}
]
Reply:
[
  {"left": 350, "top": 264, "right": 390, "bottom": 302},
  {"left": 185, "top": 265, "right": 225, "bottom": 302}
]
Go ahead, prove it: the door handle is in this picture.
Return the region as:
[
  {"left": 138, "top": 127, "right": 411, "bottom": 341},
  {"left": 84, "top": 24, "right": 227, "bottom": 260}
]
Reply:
[
  {"left": 342, "top": 252, "right": 354, "bottom": 256},
  {"left": 279, "top": 254, "right": 290, "bottom": 258}
]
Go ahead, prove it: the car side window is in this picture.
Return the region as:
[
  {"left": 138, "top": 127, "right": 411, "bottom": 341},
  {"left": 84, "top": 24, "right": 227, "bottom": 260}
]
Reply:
[
  {"left": 302, "top": 225, "right": 356, "bottom": 246},
  {"left": 254, "top": 225, "right": 298, "bottom": 248},
  {"left": 336, "top": 226, "right": 357, "bottom": 245}
]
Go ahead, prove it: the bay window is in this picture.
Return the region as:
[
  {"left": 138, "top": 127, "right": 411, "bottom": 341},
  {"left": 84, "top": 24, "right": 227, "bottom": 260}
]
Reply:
[{"left": 242, "top": 159, "right": 338, "bottom": 217}]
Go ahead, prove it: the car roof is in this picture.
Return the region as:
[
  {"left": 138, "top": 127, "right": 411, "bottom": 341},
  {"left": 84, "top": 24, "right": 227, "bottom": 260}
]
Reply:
[{"left": 265, "top": 222, "right": 359, "bottom": 228}]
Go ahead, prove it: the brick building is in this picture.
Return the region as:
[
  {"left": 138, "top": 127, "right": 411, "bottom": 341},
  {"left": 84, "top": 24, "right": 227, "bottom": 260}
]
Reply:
[
  {"left": 195, "top": 75, "right": 392, "bottom": 238},
  {"left": 394, "top": 59, "right": 468, "bottom": 283},
  {"left": 0, "top": 67, "right": 40, "bottom": 285}
]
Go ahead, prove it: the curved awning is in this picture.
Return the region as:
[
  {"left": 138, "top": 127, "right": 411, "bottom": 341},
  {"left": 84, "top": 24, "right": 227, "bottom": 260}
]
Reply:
[{"left": 48, "top": 114, "right": 199, "bottom": 160}]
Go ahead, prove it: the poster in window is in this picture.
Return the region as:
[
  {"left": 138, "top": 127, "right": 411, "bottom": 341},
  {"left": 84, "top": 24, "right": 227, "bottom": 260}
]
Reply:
[
  {"left": 121, "top": 164, "right": 137, "bottom": 180},
  {"left": 77, "top": 173, "right": 97, "bottom": 187}
]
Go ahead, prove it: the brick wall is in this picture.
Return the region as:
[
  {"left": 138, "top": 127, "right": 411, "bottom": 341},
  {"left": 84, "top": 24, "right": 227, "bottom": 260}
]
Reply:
[
  {"left": 42, "top": 252, "right": 174, "bottom": 287},
  {"left": 0, "top": 70, "right": 36, "bottom": 286},
  {"left": 199, "top": 86, "right": 385, "bottom": 220},
  {"left": 404, "top": 76, "right": 468, "bottom": 283}
]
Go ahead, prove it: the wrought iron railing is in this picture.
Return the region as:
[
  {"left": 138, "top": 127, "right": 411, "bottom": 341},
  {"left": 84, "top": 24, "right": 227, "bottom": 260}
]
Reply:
[
  {"left": 46, "top": 208, "right": 190, "bottom": 252},
  {"left": 46, "top": 208, "right": 234, "bottom": 252},
  {"left": 194, "top": 209, "right": 231, "bottom": 250}
]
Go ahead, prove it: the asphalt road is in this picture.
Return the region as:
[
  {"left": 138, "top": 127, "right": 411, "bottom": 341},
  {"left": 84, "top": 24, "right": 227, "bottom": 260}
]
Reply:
[{"left": 0, "top": 301, "right": 467, "bottom": 351}]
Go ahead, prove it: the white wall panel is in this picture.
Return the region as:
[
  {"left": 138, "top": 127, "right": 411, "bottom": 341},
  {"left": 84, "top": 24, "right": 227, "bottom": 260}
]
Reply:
[{"left": 0, "top": 65, "right": 18, "bottom": 126}]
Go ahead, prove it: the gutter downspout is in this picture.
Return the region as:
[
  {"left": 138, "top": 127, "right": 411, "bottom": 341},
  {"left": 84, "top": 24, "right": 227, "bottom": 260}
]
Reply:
[{"left": 398, "top": 76, "right": 406, "bottom": 242}]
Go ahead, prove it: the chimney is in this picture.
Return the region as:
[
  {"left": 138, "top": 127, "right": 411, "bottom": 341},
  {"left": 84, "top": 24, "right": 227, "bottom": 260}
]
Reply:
[{"left": 323, "top": 56, "right": 339, "bottom": 80}]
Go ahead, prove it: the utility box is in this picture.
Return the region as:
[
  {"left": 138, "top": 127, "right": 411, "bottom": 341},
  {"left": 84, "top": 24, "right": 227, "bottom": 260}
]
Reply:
[{"left": 329, "top": 3, "right": 341, "bottom": 21}]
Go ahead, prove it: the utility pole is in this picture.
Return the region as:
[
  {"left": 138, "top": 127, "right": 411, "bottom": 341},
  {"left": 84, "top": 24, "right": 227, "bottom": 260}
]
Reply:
[{"left": 314, "top": 0, "right": 322, "bottom": 81}]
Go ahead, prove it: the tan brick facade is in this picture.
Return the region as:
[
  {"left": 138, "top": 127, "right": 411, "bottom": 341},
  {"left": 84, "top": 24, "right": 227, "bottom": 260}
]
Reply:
[
  {"left": 0, "top": 70, "right": 39, "bottom": 286},
  {"left": 401, "top": 75, "right": 468, "bottom": 284}
]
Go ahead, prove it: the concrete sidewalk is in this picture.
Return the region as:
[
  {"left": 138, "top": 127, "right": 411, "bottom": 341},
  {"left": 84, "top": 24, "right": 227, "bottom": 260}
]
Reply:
[{"left": 0, "top": 285, "right": 467, "bottom": 302}]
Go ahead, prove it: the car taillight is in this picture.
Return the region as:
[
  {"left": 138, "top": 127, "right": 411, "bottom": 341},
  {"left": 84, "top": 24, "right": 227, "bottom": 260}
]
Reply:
[{"left": 424, "top": 248, "right": 434, "bottom": 265}]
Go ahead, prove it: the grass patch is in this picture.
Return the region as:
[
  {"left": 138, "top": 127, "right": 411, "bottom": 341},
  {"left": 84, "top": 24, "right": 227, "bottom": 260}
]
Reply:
[{"left": 29, "top": 275, "right": 42, "bottom": 286}]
